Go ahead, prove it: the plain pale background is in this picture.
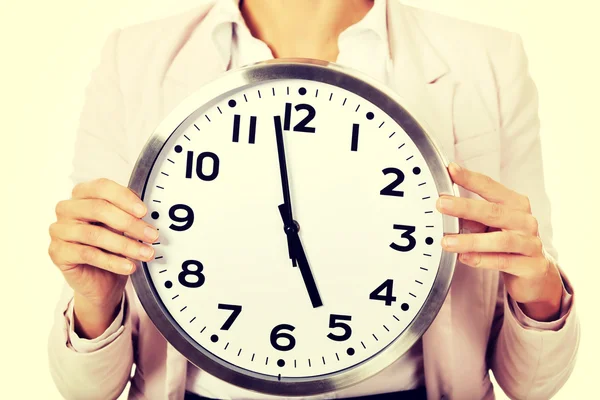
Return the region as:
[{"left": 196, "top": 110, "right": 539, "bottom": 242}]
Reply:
[{"left": 1, "top": 0, "right": 598, "bottom": 398}]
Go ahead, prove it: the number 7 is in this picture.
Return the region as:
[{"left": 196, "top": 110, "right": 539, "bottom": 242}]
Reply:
[{"left": 217, "top": 303, "right": 242, "bottom": 330}]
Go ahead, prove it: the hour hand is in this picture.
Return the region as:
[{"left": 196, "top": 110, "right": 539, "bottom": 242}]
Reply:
[
  {"left": 291, "top": 233, "right": 323, "bottom": 308},
  {"left": 278, "top": 204, "right": 297, "bottom": 267}
]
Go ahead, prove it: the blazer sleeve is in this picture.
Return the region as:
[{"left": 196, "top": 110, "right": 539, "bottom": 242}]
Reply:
[
  {"left": 488, "top": 32, "right": 581, "bottom": 400},
  {"left": 47, "top": 28, "right": 137, "bottom": 400}
]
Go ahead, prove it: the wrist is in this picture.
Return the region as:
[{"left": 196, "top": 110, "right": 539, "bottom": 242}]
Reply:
[
  {"left": 72, "top": 292, "right": 123, "bottom": 339},
  {"left": 519, "top": 261, "right": 563, "bottom": 322}
]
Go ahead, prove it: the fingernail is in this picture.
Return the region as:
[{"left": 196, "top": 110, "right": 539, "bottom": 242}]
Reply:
[
  {"left": 450, "top": 162, "right": 462, "bottom": 172},
  {"left": 438, "top": 196, "right": 454, "bottom": 210},
  {"left": 144, "top": 226, "right": 159, "bottom": 241},
  {"left": 140, "top": 246, "right": 154, "bottom": 259},
  {"left": 460, "top": 253, "right": 471, "bottom": 262},
  {"left": 133, "top": 203, "right": 147, "bottom": 218},
  {"left": 443, "top": 236, "right": 459, "bottom": 248}
]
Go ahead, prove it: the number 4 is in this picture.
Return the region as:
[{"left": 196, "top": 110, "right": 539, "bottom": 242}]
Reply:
[{"left": 369, "top": 279, "right": 397, "bottom": 306}]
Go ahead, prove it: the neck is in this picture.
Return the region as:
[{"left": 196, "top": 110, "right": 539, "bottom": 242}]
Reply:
[{"left": 240, "top": 0, "right": 374, "bottom": 62}]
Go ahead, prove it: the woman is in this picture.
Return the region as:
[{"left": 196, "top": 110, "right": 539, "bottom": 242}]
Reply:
[{"left": 47, "top": 0, "right": 579, "bottom": 399}]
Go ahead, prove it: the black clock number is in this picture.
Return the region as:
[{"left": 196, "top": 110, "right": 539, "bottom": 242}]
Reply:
[
  {"left": 168, "top": 204, "right": 194, "bottom": 232},
  {"left": 232, "top": 114, "right": 257, "bottom": 144},
  {"left": 369, "top": 279, "right": 397, "bottom": 306},
  {"left": 327, "top": 314, "right": 352, "bottom": 342},
  {"left": 390, "top": 224, "right": 416, "bottom": 252},
  {"left": 270, "top": 324, "right": 296, "bottom": 351},
  {"left": 217, "top": 303, "right": 242, "bottom": 330},
  {"left": 185, "top": 151, "right": 219, "bottom": 181},
  {"left": 284, "top": 103, "right": 316, "bottom": 133},
  {"left": 350, "top": 123, "right": 360, "bottom": 152},
  {"left": 178, "top": 260, "right": 205, "bottom": 288},
  {"left": 380, "top": 167, "right": 405, "bottom": 197}
]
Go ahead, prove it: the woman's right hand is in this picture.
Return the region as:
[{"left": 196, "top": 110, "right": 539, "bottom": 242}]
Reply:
[{"left": 48, "top": 178, "right": 159, "bottom": 338}]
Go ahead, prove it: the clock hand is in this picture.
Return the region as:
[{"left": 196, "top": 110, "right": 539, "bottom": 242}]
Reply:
[
  {"left": 274, "top": 115, "right": 297, "bottom": 267},
  {"left": 278, "top": 203, "right": 297, "bottom": 267},
  {"left": 290, "top": 231, "right": 323, "bottom": 308},
  {"left": 273, "top": 115, "right": 323, "bottom": 307}
]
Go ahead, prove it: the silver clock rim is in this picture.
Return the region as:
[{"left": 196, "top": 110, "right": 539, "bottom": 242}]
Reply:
[{"left": 128, "top": 58, "right": 459, "bottom": 397}]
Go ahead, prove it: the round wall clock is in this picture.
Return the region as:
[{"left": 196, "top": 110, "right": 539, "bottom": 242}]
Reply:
[{"left": 129, "top": 59, "right": 459, "bottom": 397}]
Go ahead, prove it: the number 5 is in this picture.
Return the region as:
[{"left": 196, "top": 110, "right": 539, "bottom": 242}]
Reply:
[{"left": 327, "top": 314, "right": 352, "bottom": 342}]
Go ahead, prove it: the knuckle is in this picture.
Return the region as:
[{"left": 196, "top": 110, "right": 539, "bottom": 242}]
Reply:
[
  {"left": 532, "top": 237, "right": 544, "bottom": 253},
  {"left": 123, "top": 215, "right": 139, "bottom": 233},
  {"left": 497, "top": 255, "right": 510, "bottom": 271},
  {"left": 90, "top": 199, "right": 109, "bottom": 219},
  {"left": 48, "top": 222, "right": 59, "bottom": 238},
  {"left": 488, "top": 203, "right": 503, "bottom": 221},
  {"left": 71, "top": 183, "right": 84, "bottom": 198},
  {"left": 465, "top": 235, "right": 476, "bottom": 251},
  {"left": 521, "top": 195, "right": 532, "bottom": 212},
  {"left": 83, "top": 225, "right": 102, "bottom": 245},
  {"left": 107, "top": 255, "right": 124, "bottom": 273},
  {"left": 79, "top": 246, "right": 97, "bottom": 264},
  {"left": 55, "top": 200, "right": 68, "bottom": 217},
  {"left": 482, "top": 174, "right": 495, "bottom": 190},
  {"left": 118, "top": 237, "right": 134, "bottom": 256},
  {"left": 528, "top": 216, "right": 539, "bottom": 234},
  {"left": 94, "top": 177, "right": 113, "bottom": 193},
  {"left": 47, "top": 240, "right": 60, "bottom": 261},
  {"left": 499, "top": 233, "right": 513, "bottom": 252}
]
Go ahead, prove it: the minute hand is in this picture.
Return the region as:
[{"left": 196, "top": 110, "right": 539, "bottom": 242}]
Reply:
[
  {"left": 274, "top": 115, "right": 297, "bottom": 267},
  {"left": 274, "top": 116, "right": 294, "bottom": 223}
]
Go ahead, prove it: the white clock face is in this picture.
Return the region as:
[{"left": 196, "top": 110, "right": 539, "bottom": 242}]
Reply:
[{"left": 132, "top": 64, "right": 456, "bottom": 394}]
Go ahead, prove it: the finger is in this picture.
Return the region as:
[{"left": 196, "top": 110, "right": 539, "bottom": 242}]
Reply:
[
  {"left": 458, "top": 252, "right": 547, "bottom": 278},
  {"left": 49, "top": 239, "right": 135, "bottom": 275},
  {"left": 442, "top": 231, "right": 543, "bottom": 257},
  {"left": 55, "top": 199, "right": 159, "bottom": 243},
  {"left": 437, "top": 195, "right": 538, "bottom": 235},
  {"left": 49, "top": 222, "right": 155, "bottom": 262},
  {"left": 448, "top": 162, "right": 531, "bottom": 212},
  {"left": 71, "top": 178, "right": 147, "bottom": 218}
]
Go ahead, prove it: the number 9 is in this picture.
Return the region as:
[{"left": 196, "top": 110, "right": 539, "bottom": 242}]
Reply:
[{"left": 169, "top": 204, "right": 195, "bottom": 232}]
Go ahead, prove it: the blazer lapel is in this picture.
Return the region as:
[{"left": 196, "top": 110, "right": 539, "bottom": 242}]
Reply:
[{"left": 386, "top": 2, "right": 458, "bottom": 398}]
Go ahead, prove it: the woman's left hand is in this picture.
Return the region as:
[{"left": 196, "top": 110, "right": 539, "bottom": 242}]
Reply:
[{"left": 437, "top": 162, "right": 564, "bottom": 322}]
